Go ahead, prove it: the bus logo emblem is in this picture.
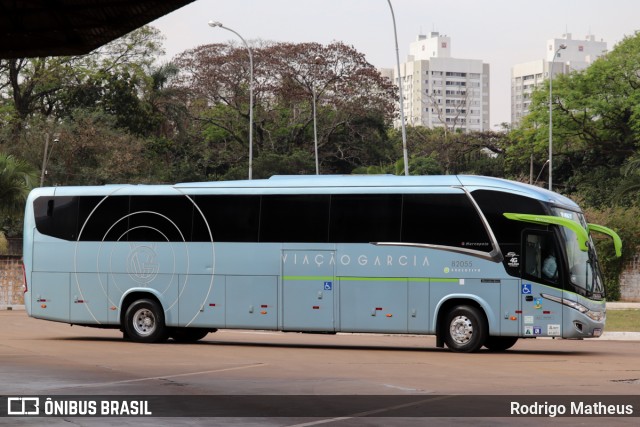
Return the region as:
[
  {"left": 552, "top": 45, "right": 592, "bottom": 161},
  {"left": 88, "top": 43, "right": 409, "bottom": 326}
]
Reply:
[{"left": 127, "top": 245, "right": 159, "bottom": 284}]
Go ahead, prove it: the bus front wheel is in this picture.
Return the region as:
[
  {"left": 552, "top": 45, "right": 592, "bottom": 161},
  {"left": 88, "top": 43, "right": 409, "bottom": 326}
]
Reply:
[
  {"left": 443, "top": 305, "right": 487, "bottom": 353},
  {"left": 124, "top": 298, "right": 168, "bottom": 343}
]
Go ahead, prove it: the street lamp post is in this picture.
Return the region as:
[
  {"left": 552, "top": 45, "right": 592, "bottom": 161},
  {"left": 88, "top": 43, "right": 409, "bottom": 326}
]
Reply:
[
  {"left": 548, "top": 43, "right": 566, "bottom": 190},
  {"left": 208, "top": 20, "right": 254, "bottom": 180},
  {"left": 387, "top": 0, "right": 409, "bottom": 176},
  {"left": 312, "top": 84, "right": 319, "bottom": 175},
  {"left": 312, "top": 56, "right": 322, "bottom": 175},
  {"left": 40, "top": 133, "right": 58, "bottom": 187}
]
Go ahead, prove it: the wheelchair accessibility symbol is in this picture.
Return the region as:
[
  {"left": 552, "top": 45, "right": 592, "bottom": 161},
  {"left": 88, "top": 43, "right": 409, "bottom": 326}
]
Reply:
[
  {"left": 521, "top": 283, "right": 532, "bottom": 295},
  {"left": 324, "top": 281, "right": 332, "bottom": 291}
]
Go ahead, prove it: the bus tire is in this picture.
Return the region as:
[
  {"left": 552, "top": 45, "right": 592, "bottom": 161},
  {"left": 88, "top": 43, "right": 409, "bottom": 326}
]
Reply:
[
  {"left": 484, "top": 336, "right": 518, "bottom": 352},
  {"left": 124, "top": 298, "right": 168, "bottom": 343},
  {"left": 443, "top": 305, "right": 487, "bottom": 353},
  {"left": 169, "top": 328, "right": 214, "bottom": 343}
]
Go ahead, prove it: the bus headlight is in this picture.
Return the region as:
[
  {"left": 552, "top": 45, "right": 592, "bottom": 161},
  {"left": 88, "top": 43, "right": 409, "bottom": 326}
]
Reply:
[{"left": 541, "top": 293, "right": 605, "bottom": 322}]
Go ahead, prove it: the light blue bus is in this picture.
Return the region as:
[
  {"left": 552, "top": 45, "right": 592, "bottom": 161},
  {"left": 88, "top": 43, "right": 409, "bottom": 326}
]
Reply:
[{"left": 22, "top": 175, "right": 621, "bottom": 352}]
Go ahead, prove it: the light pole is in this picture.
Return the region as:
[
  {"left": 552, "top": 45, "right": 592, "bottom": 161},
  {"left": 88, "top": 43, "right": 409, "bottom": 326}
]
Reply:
[
  {"left": 208, "top": 20, "right": 254, "bottom": 180},
  {"left": 387, "top": 0, "right": 409, "bottom": 176},
  {"left": 312, "top": 84, "right": 319, "bottom": 175},
  {"left": 548, "top": 43, "right": 566, "bottom": 190},
  {"left": 312, "top": 56, "right": 322, "bottom": 175},
  {"left": 40, "top": 133, "right": 58, "bottom": 187}
]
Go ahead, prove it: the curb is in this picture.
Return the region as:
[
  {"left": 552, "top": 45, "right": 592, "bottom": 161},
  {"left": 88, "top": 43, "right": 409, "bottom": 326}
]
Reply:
[
  {"left": 599, "top": 332, "right": 640, "bottom": 341},
  {"left": 607, "top": 302, "right": 640, "bottom": 310},
  {"left": 0, "top": 305, "right": 24, "bottom": 311}
]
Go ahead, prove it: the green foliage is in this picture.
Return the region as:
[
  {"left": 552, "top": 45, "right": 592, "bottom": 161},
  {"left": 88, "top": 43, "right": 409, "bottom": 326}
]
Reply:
[
  {"left": 394, "top": 156, "right": 443, "bottom": 176},
  {"left": 507, "top": 32, "right": 640, "bottom": 298},
  {"left": 583, "top": 204, "right": 640, "bottom": 300},
  {"left": 0, "top": 153, "right": 37, "bottom": 234},
  {"left": 513, "top": 32, "right": 640, "bottom": 199},
  {"left": 173, "top": 41, "right": 396, "bottom": 176},
  {"left": 0, "top": 231, "right": 8, "bottom": 255}
]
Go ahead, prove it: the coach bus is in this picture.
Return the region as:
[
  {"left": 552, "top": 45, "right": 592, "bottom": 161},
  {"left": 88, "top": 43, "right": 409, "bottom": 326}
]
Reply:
[{"left": 22, "top": 175, "right": 621, "bottom": 352}]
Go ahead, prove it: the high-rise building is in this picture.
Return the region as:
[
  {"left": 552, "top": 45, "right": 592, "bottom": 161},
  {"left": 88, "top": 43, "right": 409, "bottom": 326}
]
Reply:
[
  {"left": 511, "top": 33, "right": 607, "bottom": 126},
  {"left": 382, "top": 32, "right": 490, "bottom": 132}
]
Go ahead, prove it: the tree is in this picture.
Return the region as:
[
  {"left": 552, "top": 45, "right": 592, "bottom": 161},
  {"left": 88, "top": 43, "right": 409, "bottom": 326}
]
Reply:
[
  {"left": 0, "top": 26, "right": 171, "bottom": 185},
  {"left": 394, "top": 126, "right": 509, "bottom": 176},
  {"left": 44, "top": 110, "right": 150, "bottom": 186},
  {"left": 511, "top": 31, "right": 640, "bottom": 202},
  {"left": 0, "top": 153, "right": 37, "bottom": 235},
  {"left": 172, "top": 41, "right": 397, "bottom": 177}
]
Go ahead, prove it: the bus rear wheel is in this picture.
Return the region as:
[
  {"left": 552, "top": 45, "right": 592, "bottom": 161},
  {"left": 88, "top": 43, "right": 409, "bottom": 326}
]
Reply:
[
  {"left": 443, "top": 305, "right": 487, "bottom": 353},
  {"left": 124, "top": 298, "right": 168, "bottom": 343},
  {"left": 484, "top": 336, "right": 518, "bottom": 352}
]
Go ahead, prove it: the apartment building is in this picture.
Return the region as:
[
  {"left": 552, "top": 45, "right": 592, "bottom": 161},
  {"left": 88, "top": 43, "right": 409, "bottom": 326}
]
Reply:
[
  {"left": 511, "top": 33, "right": 607, "bottom": 125},
  {"left": 383, "top": 32, "right": 490, "bottom": 132}
]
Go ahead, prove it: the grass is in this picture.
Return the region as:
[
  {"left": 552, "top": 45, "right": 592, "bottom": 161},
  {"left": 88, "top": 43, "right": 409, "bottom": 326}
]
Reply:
[{"left": 606, "top": 309, "right": 640, "bottom": 332}]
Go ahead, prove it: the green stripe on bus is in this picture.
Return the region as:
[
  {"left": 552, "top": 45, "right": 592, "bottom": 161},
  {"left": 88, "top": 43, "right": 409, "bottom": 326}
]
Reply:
[
  {"left": 283, "top": 276, "right": 459, "bottom": 283},
  {"left": 282, "top": 276, "right": 335, "bottom": 281}
]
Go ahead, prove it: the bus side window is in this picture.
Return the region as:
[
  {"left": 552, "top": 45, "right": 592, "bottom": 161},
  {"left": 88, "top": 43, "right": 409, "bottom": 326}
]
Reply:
[{"left": 523, "top": 232, "right": 558, "bottom": 284}]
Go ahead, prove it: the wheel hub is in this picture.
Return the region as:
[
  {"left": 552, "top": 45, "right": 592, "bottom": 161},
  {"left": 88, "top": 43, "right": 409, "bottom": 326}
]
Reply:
[
  {"left": 133, "top": 308, "right": 156, "bottom": 336},
  {"left": 450, "top": 315, "right": 473, "bottom": 344}
]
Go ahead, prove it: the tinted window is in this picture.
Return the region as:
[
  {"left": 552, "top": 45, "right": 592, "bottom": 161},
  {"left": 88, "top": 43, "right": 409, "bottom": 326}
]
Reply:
[
  {"left": 260, "top": 195, "right": 330, "bottom": 242},
  {"left": 34, "top": 196, "right": 79, "bottom": 240},
  {"left": 128, "top": 196, "right": 194, "bottom": 242},
  {"left": 472, "top": 190, "right": 547, "bottom": 245},
  {"left": 77, "top": 196, "right": 130, "bottom": 241},
  {"left": 330, "top": 194, "right": 401, "bottom": 243},
  {"left": 402, "top": 193, "right": 491, "bottom": 250},
  {"left": 193, "top": 195, "right": 260, "bottom": 242}
]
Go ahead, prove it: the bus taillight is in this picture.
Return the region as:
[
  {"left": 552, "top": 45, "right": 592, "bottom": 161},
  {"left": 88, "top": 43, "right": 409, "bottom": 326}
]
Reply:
[{"left": 22, "top": 262, "right": 28, "bottom": 293}]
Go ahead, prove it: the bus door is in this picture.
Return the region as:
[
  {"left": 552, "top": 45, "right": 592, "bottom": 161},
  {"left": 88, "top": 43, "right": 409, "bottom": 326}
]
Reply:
[
  {"left": 282, "top": 250, "right": 335, "bottom": 332},
  {"left": 520, "top": 231, "right": 564, "bottom": 338}
]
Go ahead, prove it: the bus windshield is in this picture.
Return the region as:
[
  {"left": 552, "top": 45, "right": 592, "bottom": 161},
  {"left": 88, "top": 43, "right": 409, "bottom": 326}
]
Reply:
[{"left": 553, "top": 208, "right": 604, "bottom": 299}]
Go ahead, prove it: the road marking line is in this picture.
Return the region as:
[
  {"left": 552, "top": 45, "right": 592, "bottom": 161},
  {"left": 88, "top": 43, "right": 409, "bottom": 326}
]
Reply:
[
  {"left": 54, "top": 363, "right": 266, "bottom": 390},
  {"left": 285, "top": 395, "right": 453, "bottom": 427}
]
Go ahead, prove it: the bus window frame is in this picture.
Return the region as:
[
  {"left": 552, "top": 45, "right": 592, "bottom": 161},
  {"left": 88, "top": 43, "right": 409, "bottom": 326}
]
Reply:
[{"left": 520, "top": 229, "right": 566, "bottom": 289}]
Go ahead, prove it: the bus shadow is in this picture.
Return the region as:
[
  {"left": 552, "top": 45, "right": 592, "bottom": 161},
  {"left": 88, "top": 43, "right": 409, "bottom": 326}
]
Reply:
[
  {"left": 54, "top": 335, "right": 601, "bottom": 356},
  {"left": 199, "top": 339, "right": 602, "bottom": 356}
]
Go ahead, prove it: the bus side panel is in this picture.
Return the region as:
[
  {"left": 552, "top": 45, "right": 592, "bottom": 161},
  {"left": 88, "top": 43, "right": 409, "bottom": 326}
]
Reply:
[
  {"left": 70, "top": 273, "right": 109, "bottom": 324},
  {"left": 408, "top": 280, "right": 430, "bottom": 333},
  {"left": 30, "top": 272, "right": 70, "bottom": 322},
  {"left": 178, "top": 274, "right": 225, "bottom": 328},
  {"left": 282, "top": 250, "right": 336, "bottom": 332},
  {"left": 33, "top": 241, "right": 75, "bottom": 272},
  {"left": 339, "top": 279, "right": 408, "bottom": 333},
  {"left": 521, "top": 282, "right": 564, "bottom": 338},
  {"left": 225, "top": 275, "right": 278, "bottom": 330},
  {"left": 500, "top": 279, "right": 520, "bottom": 336}
]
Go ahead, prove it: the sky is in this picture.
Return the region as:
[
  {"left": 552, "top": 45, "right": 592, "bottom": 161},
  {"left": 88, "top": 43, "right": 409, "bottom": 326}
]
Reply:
[{"left": 151, "top": 0, "right": 640, "bottom": 129}]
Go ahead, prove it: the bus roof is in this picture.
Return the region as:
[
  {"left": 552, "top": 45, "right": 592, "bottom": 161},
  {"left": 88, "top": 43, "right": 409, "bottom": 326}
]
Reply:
[
  {"left": 38, "top": 175, "right": 580, "bottom": 210},
  {"left": 175, "top": 175, "right": 579, "bottom": 209}
]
